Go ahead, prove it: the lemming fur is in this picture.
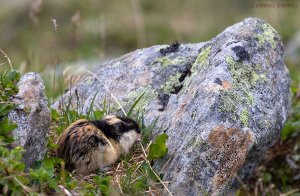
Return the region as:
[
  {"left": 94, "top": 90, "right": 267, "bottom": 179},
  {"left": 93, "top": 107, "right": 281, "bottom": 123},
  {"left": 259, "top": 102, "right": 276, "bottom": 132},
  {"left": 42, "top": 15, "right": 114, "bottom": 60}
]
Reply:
[{"left": 56, "top": 115, "right": 141, "bottom": 174}]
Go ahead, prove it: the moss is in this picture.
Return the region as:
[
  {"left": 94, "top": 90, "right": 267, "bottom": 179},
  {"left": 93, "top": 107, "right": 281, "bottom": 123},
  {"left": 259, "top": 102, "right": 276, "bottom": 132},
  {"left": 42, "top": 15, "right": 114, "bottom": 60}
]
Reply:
[
  {"left": 240, "top": 108, "right": 249, "bottom": 127},
  {"left": 154, "top": 56, "right": 186, "bottom": 67},
  {"left": 162, "top": 73, "right": 181, "bottom": 94},
  {"left": 254, "top": 23, "right": 277, "bottom": 49}
]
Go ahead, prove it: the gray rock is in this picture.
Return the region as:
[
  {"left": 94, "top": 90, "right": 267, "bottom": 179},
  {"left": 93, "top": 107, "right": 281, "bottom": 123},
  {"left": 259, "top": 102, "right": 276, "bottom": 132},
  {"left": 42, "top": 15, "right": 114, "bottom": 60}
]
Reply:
[
  {"left": 8, "top": 72, "right": 51, "bottom": 169},
  {"left": 52, "top": 17, "right": 290, "bottom": 195}
]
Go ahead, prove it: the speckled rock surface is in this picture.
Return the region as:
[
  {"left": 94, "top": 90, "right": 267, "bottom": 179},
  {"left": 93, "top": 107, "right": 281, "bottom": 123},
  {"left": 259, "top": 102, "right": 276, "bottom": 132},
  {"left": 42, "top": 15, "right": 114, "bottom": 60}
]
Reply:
[
  {"left": 8, "top": 72, "right": 51, "bottom": 169},
  {"left": 53, "top": 17, "right": 290, "bottom": 195}
]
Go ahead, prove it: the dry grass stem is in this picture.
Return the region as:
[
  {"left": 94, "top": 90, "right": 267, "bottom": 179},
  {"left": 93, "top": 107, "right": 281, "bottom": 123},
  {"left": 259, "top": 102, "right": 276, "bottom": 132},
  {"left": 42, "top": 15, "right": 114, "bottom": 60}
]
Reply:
[
  {"left": 161, "top": 150, "right": 176, "bottom": 172},
  {"left": 83, "top": 68, "right": 127, "bottom": 116},
  {"left": 58, "top": 185, "right": 72, "bottom": 196},
  {"left": 51, "top": 18, "right": 58, "bottom": 32},
  {"left": 138, "top": 141, "right": 173, "bottom": 196},
  {"left": 0, "top": 48, "right": 13, "bottom": 69},
  {"left": 280, "top": 189, "right": 299, "bottom": 196}
]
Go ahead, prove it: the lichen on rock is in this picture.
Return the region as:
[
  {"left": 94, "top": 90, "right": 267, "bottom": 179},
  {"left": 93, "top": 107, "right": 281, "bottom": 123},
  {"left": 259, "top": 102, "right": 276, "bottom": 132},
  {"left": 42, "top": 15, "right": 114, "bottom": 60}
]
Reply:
[
  {"left": 53, "top": 17, "right": 290, "bottom": 195},
  {"left": 162, "top": 73, "right": 182, "bottom": 94},
  {"left": 123, "top": 86, "right": 158, "bottom": 111},
  {"left": 154, "top": 56, "right": 186, "bottom": 68},
  {"left": 254, "top": 23, "right": 278, "bottom": 49}
]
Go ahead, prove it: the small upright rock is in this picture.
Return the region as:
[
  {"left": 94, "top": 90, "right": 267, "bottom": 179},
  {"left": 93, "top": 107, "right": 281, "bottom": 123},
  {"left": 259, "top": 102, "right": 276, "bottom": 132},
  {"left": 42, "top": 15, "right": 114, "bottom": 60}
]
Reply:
[{"left": 8, "top": 72, "right": 50, "bottom": 169}]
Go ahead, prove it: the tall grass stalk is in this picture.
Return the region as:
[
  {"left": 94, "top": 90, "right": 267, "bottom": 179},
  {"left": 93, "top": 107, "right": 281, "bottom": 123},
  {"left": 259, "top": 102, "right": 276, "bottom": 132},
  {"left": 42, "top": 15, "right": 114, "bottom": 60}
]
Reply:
[
  {"left": 83, "top": 67, "right": 127, "bottom": 116},
  {"left": 51, "top": 18, "right": 58, "bottom": 104},
  {"left": 0, "top": 49, "right": 13, "bottom": 70},
  {"left": 131, "top": 0, "right": 146, "bottom": 48}
]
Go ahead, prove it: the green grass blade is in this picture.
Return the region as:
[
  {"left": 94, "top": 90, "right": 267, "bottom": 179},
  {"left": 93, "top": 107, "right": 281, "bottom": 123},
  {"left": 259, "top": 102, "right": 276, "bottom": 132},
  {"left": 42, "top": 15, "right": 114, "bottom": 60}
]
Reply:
[
  {"left": 102, "top": 96, "right": 107, "bottom": 115},
  {"left": 127, "top": 92, "right": 145, "bottom": 117},
  {"left": 87, "top": 91, "right": 98, "bottom": 120}
]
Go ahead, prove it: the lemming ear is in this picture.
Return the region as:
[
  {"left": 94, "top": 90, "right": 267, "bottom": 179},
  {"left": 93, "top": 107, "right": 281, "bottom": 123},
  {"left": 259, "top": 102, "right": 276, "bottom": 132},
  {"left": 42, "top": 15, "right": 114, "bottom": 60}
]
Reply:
[
  {"left": 112, "top": 120, "right": 134, "bottom": 132},
  {"left": 112, "top": 121, "right": 124, "bottom": 132}
]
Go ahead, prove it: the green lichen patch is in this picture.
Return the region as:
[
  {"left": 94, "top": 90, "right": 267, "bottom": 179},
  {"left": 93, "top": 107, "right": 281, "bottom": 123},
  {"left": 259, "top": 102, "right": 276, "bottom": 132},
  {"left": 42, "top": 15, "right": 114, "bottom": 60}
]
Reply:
[
  {"left": 226, "top": 56, "right": 254, "bottom": 89},
  {"left": 162, "top": 73, "right": 182, "bottom": 94},
  {"left": 258, "top": 118, "right": 271, "bottom": 130},
  {"left": 218, "top": 56, "right": 267, "bottom": 126},
  {"left": 191, "top": 45, "right": 212, "bottom": 73},
  {"left": 154, "top": 56, "right": 186, "bottom": 67},
  {"left": 251, "top": 72, "right": 260, "bottom": 86},
  {"left": 246, "top": 92, "right": 255, "bottom": 107},
  {"left": 240, "top": 108, "right": 249, "bottom": 127},
  {"left": 179, "top": 45, "right": 212, "bottom": 96},
  {"left": 226, "top": 56, "right": 256, "bottom": 105},
  {"left": 251, "top": 65, "right": 267, "bottom": 86},
  {"left": 254, "top": 23, "right": 277, "bottom": 49},
  {"left": 126, "top": 86, "right": 158, "bottom": 110},
  {"left": 218, "top": 91, "right": 238, "bottom": 121},
  {"left": 258, "top": 74, "right": 267, "bottom": 83}
]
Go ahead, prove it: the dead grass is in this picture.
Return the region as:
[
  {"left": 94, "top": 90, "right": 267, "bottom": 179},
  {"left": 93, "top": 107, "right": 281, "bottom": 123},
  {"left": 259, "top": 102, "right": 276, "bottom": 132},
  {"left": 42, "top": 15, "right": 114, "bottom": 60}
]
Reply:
[
  {"left": 0, "top": 49, "right": 13, "bottom": 69},
  {"left": 239, "top": 138, "right": 300, "bottom": 196}
]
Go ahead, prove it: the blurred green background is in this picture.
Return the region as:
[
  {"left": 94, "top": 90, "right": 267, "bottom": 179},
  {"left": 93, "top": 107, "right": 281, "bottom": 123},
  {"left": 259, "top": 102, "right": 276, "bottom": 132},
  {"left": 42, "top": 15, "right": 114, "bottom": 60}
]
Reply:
[
  {"left": 0, "top": 0, "right": 299, "bottom": 72},
  {"left": 1, "top": 0, "right": 300, "bottom": 194}
]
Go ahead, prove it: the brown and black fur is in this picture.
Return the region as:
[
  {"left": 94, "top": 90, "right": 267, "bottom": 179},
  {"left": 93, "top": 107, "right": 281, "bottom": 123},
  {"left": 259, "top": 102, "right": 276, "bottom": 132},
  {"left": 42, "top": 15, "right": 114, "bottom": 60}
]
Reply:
[{"left": 56, "top": 115, "right": 141, "bottom": 174}]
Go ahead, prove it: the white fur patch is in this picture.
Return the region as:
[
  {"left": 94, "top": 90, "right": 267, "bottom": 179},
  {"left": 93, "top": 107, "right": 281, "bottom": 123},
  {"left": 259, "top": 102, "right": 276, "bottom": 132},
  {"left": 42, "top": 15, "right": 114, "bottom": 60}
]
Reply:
[{"left": 119, "top": 130, "right": 141, "bottom": 154}]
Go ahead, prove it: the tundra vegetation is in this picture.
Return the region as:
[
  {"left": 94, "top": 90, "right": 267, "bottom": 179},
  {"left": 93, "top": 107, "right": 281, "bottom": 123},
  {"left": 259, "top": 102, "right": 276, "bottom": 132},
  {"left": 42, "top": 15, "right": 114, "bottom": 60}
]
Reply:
[{"left": 1, "top": 1, "right": 300, "bottom": 195}]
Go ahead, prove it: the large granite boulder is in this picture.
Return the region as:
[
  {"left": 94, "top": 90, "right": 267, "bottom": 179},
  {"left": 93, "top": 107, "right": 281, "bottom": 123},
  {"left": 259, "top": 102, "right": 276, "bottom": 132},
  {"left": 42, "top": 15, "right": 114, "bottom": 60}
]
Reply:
[
  {"left": 53, "top": 17, "right": 290, "bottom": 195},
  {"left": 8, "top": 72, "right": 51, "bottom": 169}
]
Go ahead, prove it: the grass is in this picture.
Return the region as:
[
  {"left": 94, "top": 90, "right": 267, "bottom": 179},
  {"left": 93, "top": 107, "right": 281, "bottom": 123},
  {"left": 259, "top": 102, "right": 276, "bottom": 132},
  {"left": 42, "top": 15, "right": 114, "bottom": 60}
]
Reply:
[
  {"left": 48, "top": 82, "right": 170, "bottom": 195},
  {"left": 1, "top": 1, "right": 300, "bottom": 194},
  {"left": 0, "top": 61, "right": 170, "bottom": 195},
  {"left": 1, "top": 1, "right": 299, "bottom": 72},
  {"left": 2, "top": 44, "right": 300, "bottom": 196}
]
